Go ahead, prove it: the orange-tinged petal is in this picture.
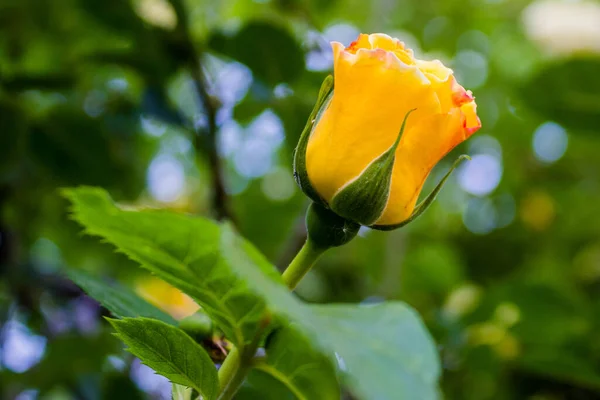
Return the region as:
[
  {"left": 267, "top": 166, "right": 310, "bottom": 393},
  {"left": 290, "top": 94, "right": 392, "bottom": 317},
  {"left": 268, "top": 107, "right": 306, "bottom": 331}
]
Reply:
[
  {"left": 376, "top": 109, "right": 467, "bottom": 225},
  {"left": 346, "top": 33, "right": 372, "bottom": 53},
  {"left": 306, "top": 42, "right": 440, "bottom": 203},
  {"left": 462, "top": 101, "right": 481, "bottom": 135}
]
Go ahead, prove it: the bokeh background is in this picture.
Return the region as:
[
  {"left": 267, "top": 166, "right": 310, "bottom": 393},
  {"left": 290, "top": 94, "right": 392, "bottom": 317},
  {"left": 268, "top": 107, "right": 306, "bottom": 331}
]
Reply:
[{"left": 1, "top": 0, "right": 600, "bottom": 398}]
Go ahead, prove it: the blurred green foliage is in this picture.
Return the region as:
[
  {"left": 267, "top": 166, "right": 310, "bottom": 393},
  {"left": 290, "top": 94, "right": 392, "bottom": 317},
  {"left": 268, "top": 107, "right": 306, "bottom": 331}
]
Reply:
[{"left": 1, "top": 0, "right": 600, "bottom": 399}]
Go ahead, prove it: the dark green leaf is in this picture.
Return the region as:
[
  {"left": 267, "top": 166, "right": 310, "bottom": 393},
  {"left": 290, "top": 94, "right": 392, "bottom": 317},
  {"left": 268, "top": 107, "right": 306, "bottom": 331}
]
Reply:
[
  {"left": 64, "top": 187, "right": 279, "bottom": 350},
  {"left": 29, "top": 107, "right": 141, "bottom": 192},
  {"left": 208, "top": 21, "right": 305, "bottom": 86},
  {"left": 255, "top": 326, "right": 340, "bottom": 400},
  {"left": 0, "top": 97, "right": 26, "bottom": 180},
  {"left": 235, "top": 369, "right": 296, "bottom": 400},
  {"left": 518, "top": 347, "right": 600, "bottom": 391},
  {"left": 520, "top": 57, "right": 600, "bottom": 132},
  {"left": 108, "top": 317, "right": 218, "bottom": 400},
  {"left": 102, "top": 374, "right": 146, "bottom": 400},
  {"left": 66, "top": 269, "right": 177, "bottom": 325},
  {"left": 20, "top": 333, "right": 121, "bottom": 393},
  {"left": 75, "top": 0, "right": 142, "bottom": 33}
]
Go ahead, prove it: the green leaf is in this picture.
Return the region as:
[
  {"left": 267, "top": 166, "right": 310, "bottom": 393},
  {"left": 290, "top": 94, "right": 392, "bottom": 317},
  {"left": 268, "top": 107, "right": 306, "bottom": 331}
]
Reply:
[
  {"left": 64, "top": 187, "right": 279, "bottom": 350},
  {"left": 108, "top": 317, "right": 218, "bottom": 400},
  {"left": 65, "top": 187, "right": 440, "bottom": 399},
  {"left": 66, "top": 269, "right": 177, "bottom": 325},
  {"left": 235, "top": 369, "right": 296, "bottom": 400},
  {"left": 254, "top": 326, "right": 340, "bottom": 400},
  {"left": 310, "top": 302, "right": 441, "bottom": 400}
]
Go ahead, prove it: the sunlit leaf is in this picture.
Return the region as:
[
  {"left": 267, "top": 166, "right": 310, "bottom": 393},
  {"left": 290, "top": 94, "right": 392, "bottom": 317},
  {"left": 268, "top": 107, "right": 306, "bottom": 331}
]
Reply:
[
  {"left": 64, "top": 187, "right": 279, "bottom": 350},
  {"left": 66, "top": 187, "right": 441, "bottom": 399}
]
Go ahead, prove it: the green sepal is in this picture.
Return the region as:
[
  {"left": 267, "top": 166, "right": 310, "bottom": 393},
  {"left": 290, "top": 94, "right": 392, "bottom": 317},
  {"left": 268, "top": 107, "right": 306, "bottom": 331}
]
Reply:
[
  {"left": 293, "top": 75, "right": 334, "bottom": 205},
  {"left": 306, "top": 202, "right": 360, "bottom": 249},
  {"left": 371, "top": 154, "right": 471, "bottom": 231},
  {"left": 330, "top": 109, "right": 416, "bottom": 226}
]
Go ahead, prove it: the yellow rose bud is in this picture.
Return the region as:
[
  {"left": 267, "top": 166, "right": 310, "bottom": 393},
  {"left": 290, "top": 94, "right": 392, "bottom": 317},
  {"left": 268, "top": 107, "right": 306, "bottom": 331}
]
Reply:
[{"left": 296, "top": 33, "right": 481, "bottom": 228}]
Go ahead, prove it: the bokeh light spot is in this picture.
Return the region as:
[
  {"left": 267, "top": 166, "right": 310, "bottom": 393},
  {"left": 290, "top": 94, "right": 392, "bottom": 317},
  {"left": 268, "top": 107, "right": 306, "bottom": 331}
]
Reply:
[
  {"left": 131, "top": 358, "right": 171, "bottom": 398},
  {"left": 261, "top": 167, "right": 296, "bottom": 201},
  {"left": 214, "top": 61, "right": 253, "bottom": 108},
  {"left": 458, "top": 154, "right": 503, "bottom": 197},
  {"left": 468, "top": 135, "right": 502, "bottom": 159},
  {"left": 218, "top": 120, "right": 243, "bottom": 157},
  {"left": 83, "top": 90, "right": 106, "bottom": 118},
  {"left": 133, "top": 0, "right": 177, "bottom": 30},
  {"left": 463, "top": 197, "right": 497, "bottom": 234},
  {"left": 458, "top": 30, "right": 490, "bottom": 54},
  {"left": 453, "top": 50, "right": 488, "bottom": 89},
  {"left": 520, "top": 190, "right": 555, "bottom": 231},
  {"left": 15, "top": 390, "right": 38, "bottom": 400},
  {"left": 140, "top": 115, "right": 167, "bottom": 137},
  {"left": 495, "top": 193, "right": 516, "bottom": 228},
  {"left": 1, "top": 321, "right": 47, "bottom": 373},
  {"left": 323, "top": 23, "right": 360, "bottom": 45},
  {"left": 233, "top": 110, "right": 284, "bottom": 179},
  {"left": 147, "top": 155, "right": 186, "bottom": 203},
  {"left": 532, "top": 121, "right": 568, "bottom": 163}
]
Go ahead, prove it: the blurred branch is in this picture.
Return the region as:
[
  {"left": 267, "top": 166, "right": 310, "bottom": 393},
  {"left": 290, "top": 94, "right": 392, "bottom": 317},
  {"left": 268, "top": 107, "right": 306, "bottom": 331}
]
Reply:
[
  {"left": 188, "top": 67, "right": 232, "bottom": 222},
  {"left": 169, "top": 0, "right": 234, "bottom": 222}
]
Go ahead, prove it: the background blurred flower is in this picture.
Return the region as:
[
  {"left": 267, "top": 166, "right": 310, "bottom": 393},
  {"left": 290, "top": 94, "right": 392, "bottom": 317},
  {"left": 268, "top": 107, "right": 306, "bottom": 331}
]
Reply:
[
  {"left": 523, "top": 0, "right": 600, "bottom": 56},
  {"left": 135, "top": 276, "right": 199, "bottom": 319}
]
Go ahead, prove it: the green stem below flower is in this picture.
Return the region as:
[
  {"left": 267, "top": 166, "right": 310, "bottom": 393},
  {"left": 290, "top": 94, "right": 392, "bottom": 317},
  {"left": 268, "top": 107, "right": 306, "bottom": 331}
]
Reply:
[
  {"left": 217, "top": 202, "right": 359, "bottom": 399},
  {"left": 217, "top": 240, "right": 326, "bottom": 399},
  {"left": 217, "top": 347, "right": 246, "bottom": 400},
  {"left": 281, "top": 239, "right": 326, "bottom": 290}
]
